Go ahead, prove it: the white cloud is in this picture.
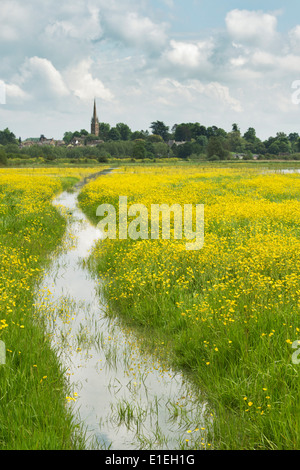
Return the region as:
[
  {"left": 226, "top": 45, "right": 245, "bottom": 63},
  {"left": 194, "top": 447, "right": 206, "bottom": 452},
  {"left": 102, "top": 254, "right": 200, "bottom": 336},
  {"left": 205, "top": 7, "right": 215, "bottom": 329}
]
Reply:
[
  {"left": 203, "top": 82, "right": 243, "bottom": 112},
  {"left": 289, "top": 25, "right": 300, "bottom": 50},
  {"left": 155, "top": 78, "right": 242, "bottom": 112},
  {"left": 226, "top": 9, "right": 278, "bottom": 45},
  {"left": 5, "top": 83, "right": 30, "bottom": 100},
  {"left": 20, "top": 57, "right": 70, "bottom": 98},
  {"left": 12, "top": 54, "right": 114, "bottom": 104},
  {"left": 230, "top": 56, "right": 247, "bottom": 67},
  {"left": 250, "top": 50, "right": 300, "bottom": 73},
  {"left": 0, "top": 0, "right": 30, "bottom": 41},
  {"left": 251, "top": 50, "right": 276, "bottom": 68},
  {"left": 63, "top": 59, "right": 114, "bottom": 102},
  {"left": 164, "top": 39, "right": 214, "bottom": 68},
  {"left": 103, "top": 11, "right": 168, "bottom": 52},
  {"left": 45, "top": 3, "right": 102, "bottom": 41},
  {"left": 163, "top": 0, "right": 174, "bottom": 7}
]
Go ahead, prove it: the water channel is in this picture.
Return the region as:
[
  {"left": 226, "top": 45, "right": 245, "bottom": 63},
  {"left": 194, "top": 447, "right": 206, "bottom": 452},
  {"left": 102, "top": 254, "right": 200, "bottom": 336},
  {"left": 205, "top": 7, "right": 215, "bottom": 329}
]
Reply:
[{"left": 34, "top": 173, "right": 209, "bottom": 450}]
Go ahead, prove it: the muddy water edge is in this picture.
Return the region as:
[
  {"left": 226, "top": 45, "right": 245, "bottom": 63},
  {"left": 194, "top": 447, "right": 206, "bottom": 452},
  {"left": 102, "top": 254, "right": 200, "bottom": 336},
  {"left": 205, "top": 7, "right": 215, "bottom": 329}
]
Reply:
[{"left": 34, "top": 169, "right": 211, "bottom": 450}]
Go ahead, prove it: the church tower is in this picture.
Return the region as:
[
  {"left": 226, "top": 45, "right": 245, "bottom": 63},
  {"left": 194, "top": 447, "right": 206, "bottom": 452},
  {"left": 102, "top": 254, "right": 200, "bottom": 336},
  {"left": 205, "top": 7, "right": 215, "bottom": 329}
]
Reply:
[{"left": 91, "top": 99, "right": 99, "bottom": 136}]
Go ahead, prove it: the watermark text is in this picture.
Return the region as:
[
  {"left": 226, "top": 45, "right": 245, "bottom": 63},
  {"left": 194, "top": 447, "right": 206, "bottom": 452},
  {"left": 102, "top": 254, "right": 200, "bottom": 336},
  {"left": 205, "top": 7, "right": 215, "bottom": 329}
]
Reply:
[
  {"left": 0, "top": 341, "right": 6, "bottom": 365},
  {"left": 0, "top": 81, "right": 6, "bottom": 105},
  {"left": 96, "top": 196, "right": 204, "bottom": 251},
  {"left": 291, "top": 80, "right": 300, "bottom": 104},
  {"left": 292, "top": 340, "right": 300, "bottom": 365}
]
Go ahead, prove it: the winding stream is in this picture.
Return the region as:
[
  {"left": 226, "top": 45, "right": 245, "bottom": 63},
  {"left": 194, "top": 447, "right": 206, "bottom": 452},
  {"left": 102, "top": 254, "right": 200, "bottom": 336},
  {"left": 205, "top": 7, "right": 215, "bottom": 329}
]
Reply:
[{"left": 35, "top": 174, "right": 209, "bottom": 450}]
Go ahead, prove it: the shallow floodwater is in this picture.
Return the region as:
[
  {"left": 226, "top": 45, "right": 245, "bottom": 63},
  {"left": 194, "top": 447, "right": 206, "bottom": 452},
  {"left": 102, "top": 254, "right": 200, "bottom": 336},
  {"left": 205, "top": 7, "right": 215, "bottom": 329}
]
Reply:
[
  {"left": 281, "top": 169, "right": 300, "bottom": 173},
  {"left": 35, "top": 188, "right": 209, "bottom": 450},
  {"left": 265, "top": 168, "right": 300, "bottom": 174}
]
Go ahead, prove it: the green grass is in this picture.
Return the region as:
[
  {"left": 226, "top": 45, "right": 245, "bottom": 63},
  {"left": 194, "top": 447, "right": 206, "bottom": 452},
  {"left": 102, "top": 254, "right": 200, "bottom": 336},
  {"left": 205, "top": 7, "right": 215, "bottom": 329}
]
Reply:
[
  {"left": 79, "top": 165, "right": 300, "bottom": 450},
  {"left": 0, "top": 174, "right": 85, "bottom": 449}
]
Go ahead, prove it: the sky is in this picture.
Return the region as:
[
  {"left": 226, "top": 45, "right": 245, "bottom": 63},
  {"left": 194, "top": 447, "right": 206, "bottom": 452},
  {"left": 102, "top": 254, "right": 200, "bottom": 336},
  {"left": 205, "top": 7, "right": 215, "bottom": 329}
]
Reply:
[{"left": 1, "top": 0, "right": 300, "bottom": 141}]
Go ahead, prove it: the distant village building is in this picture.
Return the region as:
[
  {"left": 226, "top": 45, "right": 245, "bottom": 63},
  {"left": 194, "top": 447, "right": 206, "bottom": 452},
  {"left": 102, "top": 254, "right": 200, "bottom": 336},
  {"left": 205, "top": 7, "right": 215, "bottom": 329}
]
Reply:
[
  {"left": 55, "top": 140, "right": 66, "bottom": 147},
  {"left": 87, "top": 140, "right": 104, "bottom": 147},
  {"left": 235, "top": 153, "right": 259, "bottom": 160},
  {"left": 19, "top": 136, "right": 57, "bottom": 148},
  {"left": 38, "top": 135, "right": 55, "bottom": 146},
  {"left": 20, "top": 140, "right": 35, "bottom": 148},
  {"left": 70, "top": 136, "right": 85, "bottom": 147},
  {"left": 168, "top": 140, "right": 187, "bottom": 147},
  {"left": 19, "top": 100, "right": 102, "bottom": 148}
]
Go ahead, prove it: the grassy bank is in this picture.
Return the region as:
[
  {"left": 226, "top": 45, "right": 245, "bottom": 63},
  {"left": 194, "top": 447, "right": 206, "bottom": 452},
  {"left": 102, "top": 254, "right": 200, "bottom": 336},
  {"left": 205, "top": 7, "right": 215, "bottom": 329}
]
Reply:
[
  {"left": 78, "top": 165, "right": 300, "bottom": 450},
  {"left": 0, "top": 168, "right": 96, "bottom": 449}
]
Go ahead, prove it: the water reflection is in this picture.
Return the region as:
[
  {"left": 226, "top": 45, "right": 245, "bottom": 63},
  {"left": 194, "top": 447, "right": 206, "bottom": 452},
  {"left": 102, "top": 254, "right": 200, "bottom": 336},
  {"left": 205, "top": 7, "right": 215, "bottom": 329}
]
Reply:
[
  {"left": 263, "top": 168, "right": 300, "bottom": 174},
  {"left": 281, "top": 169, "right": 300, "bottom": 173},
  {"left": 35, "top": 189, "right": 209, "bottom": 450}
]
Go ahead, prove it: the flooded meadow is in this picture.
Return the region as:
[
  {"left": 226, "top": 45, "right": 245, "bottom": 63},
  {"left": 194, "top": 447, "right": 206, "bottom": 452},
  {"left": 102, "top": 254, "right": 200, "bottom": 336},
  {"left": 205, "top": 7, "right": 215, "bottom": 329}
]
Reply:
[{"left": 34, "top": 188, "right": 210, "bottom": 450}]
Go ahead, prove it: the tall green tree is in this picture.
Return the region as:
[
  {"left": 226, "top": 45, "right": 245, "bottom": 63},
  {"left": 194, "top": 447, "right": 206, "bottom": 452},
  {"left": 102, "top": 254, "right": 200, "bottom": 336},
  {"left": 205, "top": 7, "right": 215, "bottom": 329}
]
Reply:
[
  {"left": 116, "top": 123, "right": 132, "bottom": 140},
  {"left": 207, "top": 136, "right": 230, "bottom": 160},
  {"left": 0, "top": 128, "right": 17, "bottom": 145},
  {"left": 150, "top": 121, "right": 169, "bottom": 141},
  {"left": 174, "top": 124, "right": 192, "bottom": 141},
  {"left": 196, "top": 135, "right": 208, "bottom": 151},
  {"left": 243, "top": 127, "right": 257, "bottom": 143},
  {"left": 0, "top": 148, "right": 8, "bottom": 165},
  {"left": 63, "top": 131, "right": 73, "bottom": 144},
  {"left": 227, "top": 130, "right": 246, "bottom": 153},
  {"left": 108, "top": 127, "right": 121, "bottom": 141},
  {"left": 131, "top": 130, "right": 148, "bottom": 140},
  {"left": 288, "top": 132, "right": 299, "bottom": 152},
  {"left": 98, "top": 123, "right": 111, "bottom": 141},
  {"left": 132, "top": 140, "right": 146, "bottom": 159},
  {"left": 206, "top": 126, "right": 227, "bottom": 139},
  {"left": 177, "top": 142, "right": 194, "bottom": 159},
  {"left": 147, "top": 134, "right": 163, "bottom": 143}
]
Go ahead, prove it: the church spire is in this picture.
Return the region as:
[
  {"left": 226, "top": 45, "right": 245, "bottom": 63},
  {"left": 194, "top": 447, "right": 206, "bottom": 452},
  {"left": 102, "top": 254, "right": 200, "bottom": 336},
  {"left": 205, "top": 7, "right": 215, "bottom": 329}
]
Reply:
[
  {"left": 91, "top": 98, "right": 99, "bottom": 136},
  {"left": 93, "top": 98, "right": 97, "bottom": 119}
]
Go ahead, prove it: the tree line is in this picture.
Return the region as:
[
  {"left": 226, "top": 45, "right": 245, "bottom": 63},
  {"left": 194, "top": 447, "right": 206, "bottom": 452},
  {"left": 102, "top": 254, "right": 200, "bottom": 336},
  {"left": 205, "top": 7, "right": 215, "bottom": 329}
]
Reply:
[{"left": 1, "top": 121, "right": 300, "bottom": 165}]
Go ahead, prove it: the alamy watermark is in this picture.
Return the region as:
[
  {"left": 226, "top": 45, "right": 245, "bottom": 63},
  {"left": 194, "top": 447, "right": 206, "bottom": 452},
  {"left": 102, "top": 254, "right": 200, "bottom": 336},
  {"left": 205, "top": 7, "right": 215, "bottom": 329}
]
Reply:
[
  {"left": 96, "top": 196, "right": 204, "bottom": 251},
  {"left": 0, "top": 341, "right": 6, "bottom": 365},
  {"left": 291, "top": 80, "right": 300, "bottom": 104},
  {"left": 0, "top": 81, "right": 6, "bottom": 105},
  {"left": 292, "top": 340, "right": 300, "bottom": 365}
]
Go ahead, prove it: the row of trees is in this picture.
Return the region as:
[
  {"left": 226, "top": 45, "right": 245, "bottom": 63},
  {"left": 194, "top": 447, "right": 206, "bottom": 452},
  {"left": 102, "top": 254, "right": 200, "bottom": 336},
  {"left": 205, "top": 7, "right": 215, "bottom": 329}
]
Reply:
[
  {"left": 1, "top": 122, "right": 300, "bottom": 163},
  {"left": 0, "top": 136, "right": 171, "bottom": 164},
  {"left": 150, "top": 121, "right": 300, "bottom": 158},
  {"left": 62, "top": 121, "right": 300, "bottom": 159},
  {"left": 63, "top": 123, "right": 150, "bottom": 144}
]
